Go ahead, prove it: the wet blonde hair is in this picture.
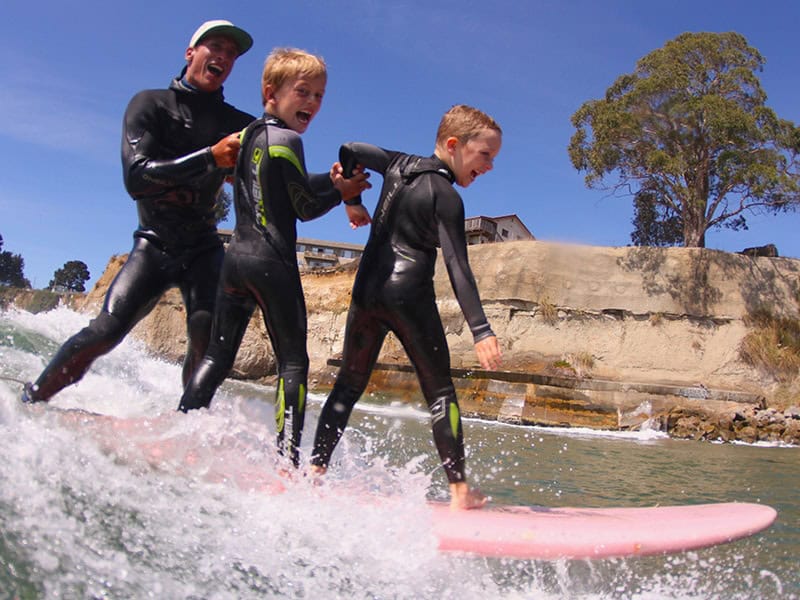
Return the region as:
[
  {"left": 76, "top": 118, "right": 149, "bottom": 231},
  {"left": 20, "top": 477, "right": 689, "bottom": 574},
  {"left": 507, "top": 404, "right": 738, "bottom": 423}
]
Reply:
[
  {"left": 435, "top": 104, "right": 502, "bottom": 144},
  {"left": 261, "top": 47, "right": 327, "bottom": 104}
]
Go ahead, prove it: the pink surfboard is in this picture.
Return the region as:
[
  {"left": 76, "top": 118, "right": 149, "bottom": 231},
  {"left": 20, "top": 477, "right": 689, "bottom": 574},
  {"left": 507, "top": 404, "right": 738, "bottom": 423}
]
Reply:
[
  {"left": 32, "top": 407, "right": 778, "bottom": 561},
  {"left": 429, "top": 501, "right": 777, "bottom": 559}
]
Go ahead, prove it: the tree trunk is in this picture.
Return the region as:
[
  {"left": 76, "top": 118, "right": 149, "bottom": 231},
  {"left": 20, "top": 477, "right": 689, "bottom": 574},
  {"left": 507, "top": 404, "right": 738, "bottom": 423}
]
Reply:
[{"left": 682, "top": 199, "right": 707, "bottom": 248}]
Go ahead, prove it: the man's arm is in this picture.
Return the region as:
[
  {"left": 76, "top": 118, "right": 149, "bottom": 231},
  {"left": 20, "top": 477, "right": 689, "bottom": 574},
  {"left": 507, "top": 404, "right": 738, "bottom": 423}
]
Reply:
[{"left": 121, "top": 91, "right": 240, "bottom": 199}]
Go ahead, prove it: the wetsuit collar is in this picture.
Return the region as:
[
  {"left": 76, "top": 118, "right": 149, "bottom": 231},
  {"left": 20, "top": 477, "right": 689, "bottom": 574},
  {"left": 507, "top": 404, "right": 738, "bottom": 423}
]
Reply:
[
  {"left": 430, "top": 155, "right": 456, "bottom": 184},
  {"left": 400, "top": 155, "right": 456, "bottom": 185},
  {"left": 170, "top": 73, "right": 225, "bottom": 101},
  {"left": 263, "top": 113, "right": 287, "bottom": 128}
]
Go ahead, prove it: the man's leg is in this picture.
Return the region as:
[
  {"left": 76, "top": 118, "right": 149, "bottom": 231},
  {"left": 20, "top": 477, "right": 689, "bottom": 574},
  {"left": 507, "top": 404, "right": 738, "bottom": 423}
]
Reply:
[{"left": 24, "top": 238, "right": 171, "bottom": 402}]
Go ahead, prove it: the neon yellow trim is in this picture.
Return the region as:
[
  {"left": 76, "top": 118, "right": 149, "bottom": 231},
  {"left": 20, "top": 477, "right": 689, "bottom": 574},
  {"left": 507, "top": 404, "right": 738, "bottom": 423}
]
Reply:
[
  {"left": 252, "top": 146, "right": 263, "bottom": 165},
  {"left": 269, "top": 145, "right": 305, "bottom": 175},
  {"left": 275, "top": 377, "right": 285, "bottom": 433},
  {"left": 449, "top": 402, "right": 460, "bottom": 438},
  {"left": 298, "top": 383, "right": 306, "bottom": 415}
]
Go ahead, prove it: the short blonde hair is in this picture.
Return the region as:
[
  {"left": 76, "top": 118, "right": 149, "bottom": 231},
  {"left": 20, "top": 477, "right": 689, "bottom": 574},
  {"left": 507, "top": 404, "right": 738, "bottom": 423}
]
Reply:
[
  {"left": 261, "top": 47, "right": 327, "bottom": 104},
  {"left": 435, "top": 104, "right": 502, "bottom": 145}
]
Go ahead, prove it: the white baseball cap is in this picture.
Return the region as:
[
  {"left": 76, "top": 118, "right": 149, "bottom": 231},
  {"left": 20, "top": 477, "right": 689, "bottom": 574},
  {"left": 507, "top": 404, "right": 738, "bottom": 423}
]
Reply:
[{"left": 189, "top": 20, "right": 253, "bottom": 56}]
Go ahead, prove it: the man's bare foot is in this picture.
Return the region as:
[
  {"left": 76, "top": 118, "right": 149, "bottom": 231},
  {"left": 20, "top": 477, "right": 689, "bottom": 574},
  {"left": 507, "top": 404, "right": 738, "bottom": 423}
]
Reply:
[{"left": 449, "top": 482, "right": 488, "bottom": 510}]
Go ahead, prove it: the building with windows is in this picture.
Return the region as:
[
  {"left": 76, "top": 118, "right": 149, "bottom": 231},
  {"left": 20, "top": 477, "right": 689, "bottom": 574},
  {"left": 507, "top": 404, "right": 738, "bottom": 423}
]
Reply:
[
  {"left": 465, "top": 214, "right": 535, "bottom": 245},
  {"left": 219, "top": 213, "right": 533, "bottom": 271},
  {"left": 295, "top": 237, "right": 364, "bottom": 270},
  {"left": 217, "top": 230, "right": 364, "bottom": 272}
]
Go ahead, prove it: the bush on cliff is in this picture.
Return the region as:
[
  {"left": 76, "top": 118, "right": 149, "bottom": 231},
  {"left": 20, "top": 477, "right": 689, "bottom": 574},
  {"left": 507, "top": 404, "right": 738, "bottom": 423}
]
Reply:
[{"left": 740, "top": 307, "right": 800, "bottom": 381}]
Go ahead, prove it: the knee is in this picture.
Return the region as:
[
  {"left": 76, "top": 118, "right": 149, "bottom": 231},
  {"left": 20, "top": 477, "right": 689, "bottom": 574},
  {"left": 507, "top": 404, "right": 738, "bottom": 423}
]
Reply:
[{"left": 81, "top": 312, "right": 127, "bottom": 346}]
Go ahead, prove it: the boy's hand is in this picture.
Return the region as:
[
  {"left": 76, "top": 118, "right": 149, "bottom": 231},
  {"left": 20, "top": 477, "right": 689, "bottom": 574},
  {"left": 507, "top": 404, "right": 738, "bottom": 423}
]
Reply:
[
  {"left": 346, "top": 204, "right": 372, "bottom": 229},
  {"left": 474, "top": 336, "right": 502, "bottom": 371},
  {"left": 330, "top": 162, "right": 371, "bottom": 200}
]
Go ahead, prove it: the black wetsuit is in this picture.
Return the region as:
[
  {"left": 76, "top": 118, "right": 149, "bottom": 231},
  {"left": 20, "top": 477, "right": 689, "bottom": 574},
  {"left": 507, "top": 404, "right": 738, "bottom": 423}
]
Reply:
[
  {"left": 178, "top": 115, "right": 343, "bottom": 465},
  {"left": 25, "top": 77, "right": 254, "bottom": 402},
  {"left": 311, "top": 144, "right": 494, "bottom": 483}
]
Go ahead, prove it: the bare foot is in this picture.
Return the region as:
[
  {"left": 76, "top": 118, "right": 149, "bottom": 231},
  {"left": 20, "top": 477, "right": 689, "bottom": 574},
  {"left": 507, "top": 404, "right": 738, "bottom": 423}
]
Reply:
[
  {"left": 449, "top": 482, "right": 488, "bottom": 510},
  {"left": 304, "top": 464, "right": 327, "bottom": 487}
]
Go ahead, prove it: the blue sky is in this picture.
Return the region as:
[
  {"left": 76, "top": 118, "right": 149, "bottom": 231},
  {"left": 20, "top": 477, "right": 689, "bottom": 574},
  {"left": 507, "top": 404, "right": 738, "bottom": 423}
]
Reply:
[{"left": 2, "top": 0, "right": 799, "bottom": 289}]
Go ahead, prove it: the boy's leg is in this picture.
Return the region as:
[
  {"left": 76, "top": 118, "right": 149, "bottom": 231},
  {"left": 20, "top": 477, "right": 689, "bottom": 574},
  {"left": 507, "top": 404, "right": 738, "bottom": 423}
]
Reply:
[
  {"left": 251, "top": 258, "right": 311, "bottom": 466},
  {"left": 391, "top": 298, "right": 486, "bottom": 508},
  {"left": 310, "top": 304, "right": 387, "bottom": 470}
]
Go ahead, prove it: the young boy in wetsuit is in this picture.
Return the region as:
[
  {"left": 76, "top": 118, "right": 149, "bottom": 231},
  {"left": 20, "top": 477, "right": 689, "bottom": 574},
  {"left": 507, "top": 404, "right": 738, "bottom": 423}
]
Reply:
[
  {"left": 311, "top": 105, "right": 503, "bottom": 510},
  {"left": 178, "top": 48, "right": 370, "bottom": 466}
]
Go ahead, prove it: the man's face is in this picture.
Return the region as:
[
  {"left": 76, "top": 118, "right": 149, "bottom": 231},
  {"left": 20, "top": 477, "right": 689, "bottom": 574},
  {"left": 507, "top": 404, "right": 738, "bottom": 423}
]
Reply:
[{"left": 184, "top": 35, "right": 240, "bottom": 92}]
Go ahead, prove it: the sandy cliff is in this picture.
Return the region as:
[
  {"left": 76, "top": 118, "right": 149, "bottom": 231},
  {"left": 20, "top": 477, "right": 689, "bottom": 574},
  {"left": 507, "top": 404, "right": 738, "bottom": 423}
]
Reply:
[{"left": 78, "top": 241, "right": 800, "bottom": 444}]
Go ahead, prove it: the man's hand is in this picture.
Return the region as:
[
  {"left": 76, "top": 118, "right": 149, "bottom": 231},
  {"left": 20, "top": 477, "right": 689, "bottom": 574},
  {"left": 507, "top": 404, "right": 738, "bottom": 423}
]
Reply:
[
  {"left": 474, "top": 335, "right": 502, "bottom": 371},
  {"left": 211, "top": 132, "right": 243, "bottom": 168}
]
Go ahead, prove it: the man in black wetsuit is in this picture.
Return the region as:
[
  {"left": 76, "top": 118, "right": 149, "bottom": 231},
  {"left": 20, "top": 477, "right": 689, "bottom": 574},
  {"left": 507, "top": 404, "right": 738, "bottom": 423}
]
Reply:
[
  {"left": 311, "top": 105, "right": 503, "bottom": 509},
  {"left": 178, "top": 48, "right": 370, "bottom": 467},
  {"left": 22, "top": 20, "right": 255, "bottom": 403}
]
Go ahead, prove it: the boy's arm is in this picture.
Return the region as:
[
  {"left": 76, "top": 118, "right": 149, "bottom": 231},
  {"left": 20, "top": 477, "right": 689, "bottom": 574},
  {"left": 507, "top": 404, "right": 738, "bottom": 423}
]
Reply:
[
  {"left": 271, "top": 132, "right": 343, "bottom": 222},
  {"left": 436, "top": 183, "right": 490, "bottom": 338},
  {"left": 436, "top": 182, "right": 502, "bottom": 369},
  {"left": 338, "top": 142, "right": 396, "bottom": 206}
]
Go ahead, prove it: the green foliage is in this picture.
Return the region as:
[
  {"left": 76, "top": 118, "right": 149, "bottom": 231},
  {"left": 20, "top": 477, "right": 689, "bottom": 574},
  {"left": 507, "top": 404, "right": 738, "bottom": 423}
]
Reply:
[
  {"left": 49, "top": 260, "right": 90, "bottom": 292},
  {"left": 25, "top": 290, "right": 62, "bottom": 314},
  {"left": 569, "top": 32, "right": 800, "bottom": 248},
  {"left": 552, "top": 359, "right": 574, "bottom": 371},
  {"left": 631, "top": 185, "right": 684, "bottom": 246},
  {"left": 0, "top": 233, "right": 31, "bottom": 288},
  {"left": 214, "top": 185, "right": 233, "bottom": 223}
]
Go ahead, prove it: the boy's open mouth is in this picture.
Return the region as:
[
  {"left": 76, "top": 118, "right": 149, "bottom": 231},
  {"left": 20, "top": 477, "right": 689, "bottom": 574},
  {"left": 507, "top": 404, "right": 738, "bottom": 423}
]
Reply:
[{"left": 297, "top": 111, "right": 312, "bottom": 124}]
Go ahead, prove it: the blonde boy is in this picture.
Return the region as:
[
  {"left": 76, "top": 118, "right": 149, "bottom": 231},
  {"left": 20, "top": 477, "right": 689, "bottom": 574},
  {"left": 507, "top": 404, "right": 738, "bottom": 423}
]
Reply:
[
  {"left": 312, "top": 105, "right": 502, "bottom": 509},
  {"left": 179, "top": 48, "right": 369, "bottom": 466}
]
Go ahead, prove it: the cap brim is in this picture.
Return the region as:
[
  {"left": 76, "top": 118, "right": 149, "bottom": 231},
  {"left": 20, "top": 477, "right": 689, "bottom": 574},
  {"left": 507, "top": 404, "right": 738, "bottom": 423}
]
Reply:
[{"left": 198, "top": 25, "right": 253, "bottom": 56}]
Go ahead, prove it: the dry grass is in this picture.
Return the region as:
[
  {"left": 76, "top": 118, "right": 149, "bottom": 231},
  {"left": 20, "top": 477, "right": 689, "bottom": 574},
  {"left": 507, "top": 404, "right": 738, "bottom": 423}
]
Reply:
[
  {"left": 551, "top": 352, "right": 595, "bottom": 378},
  {"left": 538, "top": 298, "right": 559, "bottom": 326},
  {"left": 740, "top": 308, "right": 800, "bottom": 382}
]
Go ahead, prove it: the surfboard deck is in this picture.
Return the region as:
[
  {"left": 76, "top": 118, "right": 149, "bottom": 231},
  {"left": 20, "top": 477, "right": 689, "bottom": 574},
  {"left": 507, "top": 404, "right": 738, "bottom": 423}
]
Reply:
[{"left": 428, "top": 501, "right": 777, "bottom": 559}]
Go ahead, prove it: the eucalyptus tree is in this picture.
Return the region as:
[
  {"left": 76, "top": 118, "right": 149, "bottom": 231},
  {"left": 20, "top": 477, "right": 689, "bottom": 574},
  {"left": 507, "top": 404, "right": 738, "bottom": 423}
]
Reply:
[{"left": 569, "top": 32, "right": 800, "bottom": 247}]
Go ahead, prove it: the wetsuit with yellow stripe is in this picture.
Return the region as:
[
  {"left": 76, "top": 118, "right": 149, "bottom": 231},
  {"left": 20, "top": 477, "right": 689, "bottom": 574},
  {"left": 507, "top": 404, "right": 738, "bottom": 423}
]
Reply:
[
  {"left": 311, "top": 143, "right": 495, "bottom": 483},
  {"left": 179, "top": 115, "right": 343, "bottom": 465}
]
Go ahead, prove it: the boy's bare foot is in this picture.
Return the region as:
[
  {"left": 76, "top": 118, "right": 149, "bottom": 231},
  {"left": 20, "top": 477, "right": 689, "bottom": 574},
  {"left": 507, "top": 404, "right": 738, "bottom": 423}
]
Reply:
[
  {"left": 449, "top": 482, "right": 488, "bottom": 510},
  {"left": 309, "top": 464, "right": 327, "bottom": 476}
]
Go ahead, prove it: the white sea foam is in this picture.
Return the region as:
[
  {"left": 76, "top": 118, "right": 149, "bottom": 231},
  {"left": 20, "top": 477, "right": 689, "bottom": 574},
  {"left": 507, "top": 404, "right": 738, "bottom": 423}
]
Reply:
[{"left": 1, "top": 306, "right": 795, "bottom": 599}]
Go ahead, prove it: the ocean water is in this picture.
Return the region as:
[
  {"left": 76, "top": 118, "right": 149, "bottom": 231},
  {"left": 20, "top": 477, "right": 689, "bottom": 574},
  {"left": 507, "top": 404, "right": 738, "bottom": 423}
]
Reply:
[{"left": 1, "top": 306, "right": 798, "bottom": 599}]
